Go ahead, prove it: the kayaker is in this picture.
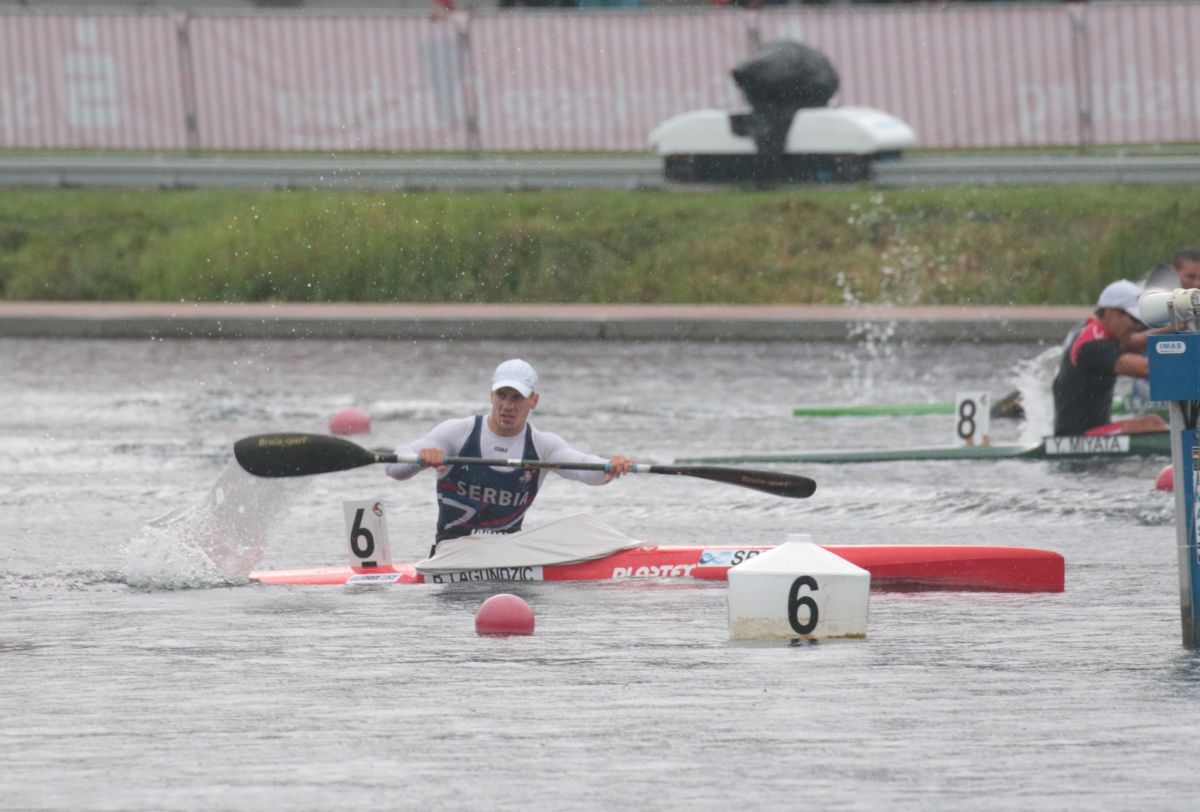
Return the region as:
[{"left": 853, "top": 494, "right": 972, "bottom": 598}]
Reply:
[
  {"left": 384, "top": 358, "right": 635, "bottom": 551},
  {"left": 1127, "top": 246, "right": 1200, "bottom": 353},
  {"left": 1052, "top": 279, "right": 1168, "bottom": 437},
  {"left": 1173, "top": 246, "right": 1200, "bottom": 288}
]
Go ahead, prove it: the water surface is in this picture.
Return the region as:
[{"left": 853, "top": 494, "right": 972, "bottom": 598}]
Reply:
[{"left": 2, "top": 338, "right": 1193, "bottom": 810}]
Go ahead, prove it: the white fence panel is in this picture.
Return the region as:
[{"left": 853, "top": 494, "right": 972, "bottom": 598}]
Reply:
[
  {"left": 188, "top": 14, "right": 466, "bottom": 151},
  {"left": 757, "top": 5, "right": 1080, "bottom": 149},
  {"left": 0, "top": 11, "right": 187, "bottom": 149},
  {"left": 468, "top": 10, "right": 749, "bottom": 151},
  {"left": 1083, "top": 1, "right": 1200, "bottom": 146}
]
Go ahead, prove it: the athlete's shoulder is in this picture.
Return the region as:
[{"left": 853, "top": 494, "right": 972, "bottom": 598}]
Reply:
[
  {"left": 528, "top": 424, "right": 569, "bottom": 449},
  {"left": 424, "top": 415, "right": 478, "bottom": 445},
  {"left": 526, "top": 422, "right": 557, "bottom": 440},
  {"left": 436, "top": 415, "right": 478, "bottom": 430}
]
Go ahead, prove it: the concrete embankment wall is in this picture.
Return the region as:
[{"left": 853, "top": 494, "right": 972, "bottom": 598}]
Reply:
[{"left": 0, "top": 302, "right": 1082, "bottom": 343}]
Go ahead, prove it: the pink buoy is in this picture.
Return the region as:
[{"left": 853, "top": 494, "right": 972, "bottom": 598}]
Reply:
[
  {"left": 475, "top": 593, "right": 535, "bottom": 636},
  {"left": 329, "top": 406, "right": 371, "bottom": 435},
  {"left": 1156, "top": 464, "right": 1174, "bottom": 493}
]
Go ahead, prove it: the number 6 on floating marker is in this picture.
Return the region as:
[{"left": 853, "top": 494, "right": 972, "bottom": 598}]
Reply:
[
  {"left": 954, "top": 392, "right": 990, "bottom": 447},
  {"left": 343, "top": 499, "right": 392, "bottom": 569}
]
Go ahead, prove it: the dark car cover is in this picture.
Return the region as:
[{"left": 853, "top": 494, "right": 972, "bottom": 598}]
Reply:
[{"left": 731, "top": 41, "right": 840, "bottom": 156}]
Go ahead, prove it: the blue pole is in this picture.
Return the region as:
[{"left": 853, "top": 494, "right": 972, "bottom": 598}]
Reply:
[
  {"left": 1168, "top": 416, "right": 1200, "bottom": 646},
  {"left": 1148, "top": 332, "right": 1200, "bottom": 648}
]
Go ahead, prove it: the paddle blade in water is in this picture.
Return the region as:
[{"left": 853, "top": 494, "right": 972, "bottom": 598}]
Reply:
[{"left": 234, "top": 433, "right": 393, "bottom": 478}]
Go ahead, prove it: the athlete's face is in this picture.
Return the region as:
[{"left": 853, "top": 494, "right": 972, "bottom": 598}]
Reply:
[
  {"left": 1101, "top": 308, "right": 1144, "bottom": 343},
  {"left": 1176, "top": 258, "right": 1200, "bottom": 289},
  {"left": 489, "top": 387, "right": 538, "bottom": 436}
]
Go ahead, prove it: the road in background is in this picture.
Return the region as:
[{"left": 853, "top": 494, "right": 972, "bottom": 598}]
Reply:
[{"left": 3, "top": 152, "right": 1200, "bottom": 191}]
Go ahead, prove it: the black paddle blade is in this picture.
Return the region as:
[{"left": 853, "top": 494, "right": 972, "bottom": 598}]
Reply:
[
  {"left": 234, "top": 433, "right": 392, "bottom": 478},
  {"left": 652, "top": 466, "right": 816, "bottom": 499}
]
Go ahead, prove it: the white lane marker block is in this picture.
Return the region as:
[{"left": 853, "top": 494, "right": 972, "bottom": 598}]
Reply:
[{"left": 727, "top": 534, "right": 870, "bottom": 641}]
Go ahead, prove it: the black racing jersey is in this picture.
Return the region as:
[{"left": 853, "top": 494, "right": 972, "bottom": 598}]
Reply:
[{"left": 1052, "top": 318, "right": 1124, "bottom": 436}]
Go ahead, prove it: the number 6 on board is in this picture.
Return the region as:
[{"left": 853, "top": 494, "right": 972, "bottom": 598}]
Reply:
[{"left": 343, "top": 499, "right": 392, "bottom": 568}]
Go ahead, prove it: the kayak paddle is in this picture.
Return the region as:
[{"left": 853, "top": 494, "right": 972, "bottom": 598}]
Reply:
[{"left": 234, "top": 432, "right": 816, "bottom": 499}]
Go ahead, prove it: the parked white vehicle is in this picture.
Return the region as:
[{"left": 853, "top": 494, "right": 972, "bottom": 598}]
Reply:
[{"left": 649, "top": 105, "right": 917, "bottom": 183}]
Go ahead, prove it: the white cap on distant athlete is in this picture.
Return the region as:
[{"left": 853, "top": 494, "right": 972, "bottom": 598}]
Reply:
[
  {"left": 491, "top": 359, "right": 538, "bottom": 397},
  {"left": 1097, "top": 279, "right": 1144, "bottom": 321}
]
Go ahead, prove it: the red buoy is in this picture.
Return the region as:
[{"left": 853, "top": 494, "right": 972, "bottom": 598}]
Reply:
[
  {"left": 1156, "top": 464, "right": 1174, "bottom": 493},
  {"left": 475, "top": 593, "right": 535, "bottom": 636},
  {"left": 329, "top": 406, "right": 371, "bottom": 435}
]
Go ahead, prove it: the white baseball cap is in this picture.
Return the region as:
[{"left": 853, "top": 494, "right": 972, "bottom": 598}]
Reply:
[
  {"left": 491, "top": 359, "right": 538, "bottom": 397},
  {"left": 1097, "top": 279, "right": 1144, "bottom": 321}
]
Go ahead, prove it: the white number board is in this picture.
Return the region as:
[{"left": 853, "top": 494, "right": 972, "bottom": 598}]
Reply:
[
  {"left": 343, "top": 499, "right": 392, "bottom": 568},
  {"left": 954, "top": 392, "right": 990, "bottom": 447}
]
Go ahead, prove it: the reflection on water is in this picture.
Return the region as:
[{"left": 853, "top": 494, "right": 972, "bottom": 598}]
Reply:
[{"left": 1167, "top": 651, "right": 1200, "bottom": 686}]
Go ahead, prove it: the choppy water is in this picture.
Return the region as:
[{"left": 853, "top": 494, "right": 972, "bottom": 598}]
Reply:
[{"left": 2, "top": 337, "right": 1195, "bottom": 811}]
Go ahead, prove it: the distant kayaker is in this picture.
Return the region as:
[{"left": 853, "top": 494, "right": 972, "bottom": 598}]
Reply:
[
  {"left": 1052, "top": 279, "right": 1168, "bottom": 437},
  {"left": 1173, "top": 246, "right": 1200, "bottom": 289},
  {"left": 1128, "top": 246, "right": 1200, "bottom": 353},
  {"left": 384, "top": 358, "right": 635, "bottom": 552}
]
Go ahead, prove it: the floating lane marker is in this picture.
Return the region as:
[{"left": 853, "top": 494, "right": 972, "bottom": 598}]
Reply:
[
  {"left": 1156, "top": 463, "right": 1174, "bottom": 492},
  {"left": 727, "top": 534, "right": 870, "bottom": 641},
  {"left": 330, "top": 406, "right": 372, "bottom": 435},
  {"left": 475, "top": 593, "right": 536, "bottom": 636}
]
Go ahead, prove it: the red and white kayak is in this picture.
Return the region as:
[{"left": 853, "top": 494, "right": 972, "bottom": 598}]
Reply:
[
  {"left": 251, "top": 543, "right": 1064, "bottom": 593},
  {"left": 249, "top": 510, "right": 1063, "bottom": 593}
]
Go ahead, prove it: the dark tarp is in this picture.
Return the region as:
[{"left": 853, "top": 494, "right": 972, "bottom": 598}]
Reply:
[{"left": 731, "top": 41, "right": 840, "bottom": 156}]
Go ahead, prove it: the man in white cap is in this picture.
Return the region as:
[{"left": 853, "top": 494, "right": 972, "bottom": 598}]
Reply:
[
  {"left": 1052, "top": 280, "right": 1167, "bottom": 436},
  {"left": 385, "top": 359, "right": 635, "bottom": 551}
]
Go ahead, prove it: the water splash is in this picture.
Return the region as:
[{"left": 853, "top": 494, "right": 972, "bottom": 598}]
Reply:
[
  {"left": 1012, "top": 346, "right": 1062, "bottom": 445},
  {"left": 122, "top": 464, "right": 305, "bottom": 590},
  {"left": 835, "top": 270, "right": 899, "bottom": 398},
  {"left": 835, "top": 193, "right": 934, "bottom": 380}
]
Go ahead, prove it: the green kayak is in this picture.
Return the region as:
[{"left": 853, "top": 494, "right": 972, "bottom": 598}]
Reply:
[
  {"left": 792, "top": 391, "right": 1162, "bottom": 421},
  {"left": 792, "top": 403, "right": 958, "bottom": 418}
]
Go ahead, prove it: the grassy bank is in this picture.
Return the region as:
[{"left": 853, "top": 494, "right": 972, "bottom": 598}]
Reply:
[{"left": 0, "top": 185, "right": 1195, "bottom": 305}]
